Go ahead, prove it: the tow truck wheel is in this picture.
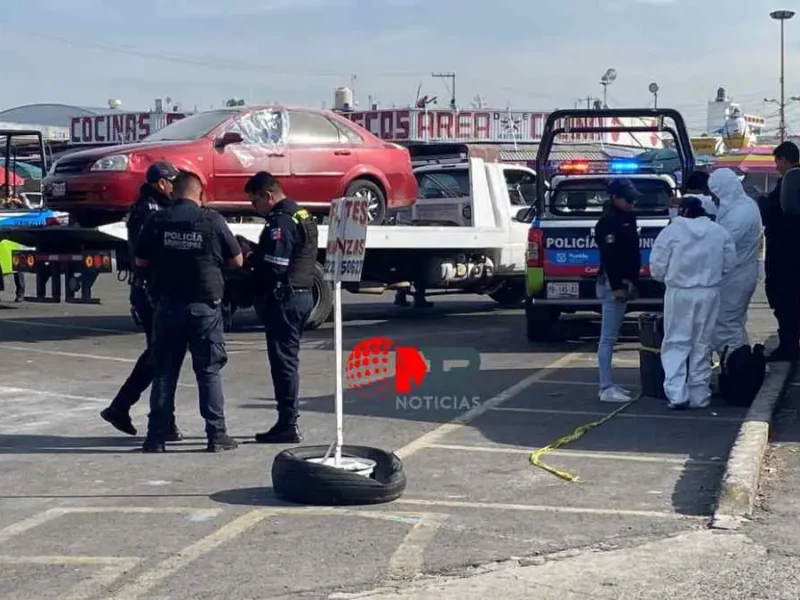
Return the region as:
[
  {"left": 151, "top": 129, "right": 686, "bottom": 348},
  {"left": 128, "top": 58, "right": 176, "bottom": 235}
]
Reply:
[
  {"left": 305, "top": 262, "right": 333, "bottom": 331},
  {"left": 526, "top": 302, "right": 560, "bottom": 342}
]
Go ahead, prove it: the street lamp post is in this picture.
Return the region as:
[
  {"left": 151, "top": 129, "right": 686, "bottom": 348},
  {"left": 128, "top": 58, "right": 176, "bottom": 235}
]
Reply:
[
  {"left": 600, "top": 68, "right": 617, "bottom": 108},
  {"left": 771, "top": 10, "right": 795, "bottom": 142},
  {"left": 649, "top": 82, "right": 660, "bottom": 109}
]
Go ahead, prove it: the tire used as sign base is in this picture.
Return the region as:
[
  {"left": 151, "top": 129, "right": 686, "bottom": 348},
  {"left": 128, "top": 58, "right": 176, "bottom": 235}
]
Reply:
[{"left": 271, "top": 445, "right": 407, "bottom": 506}]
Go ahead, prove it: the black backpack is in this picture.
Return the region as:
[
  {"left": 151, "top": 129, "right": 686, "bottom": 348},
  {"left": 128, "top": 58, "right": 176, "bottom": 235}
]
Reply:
[{"left": 718, "top": 344, "right": 766, "bottom": 407}]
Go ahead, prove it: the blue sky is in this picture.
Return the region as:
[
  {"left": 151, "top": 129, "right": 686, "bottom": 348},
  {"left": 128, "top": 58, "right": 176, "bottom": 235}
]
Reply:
[{"left": 0, "top": 0, "right": 797, "bottom": 133}]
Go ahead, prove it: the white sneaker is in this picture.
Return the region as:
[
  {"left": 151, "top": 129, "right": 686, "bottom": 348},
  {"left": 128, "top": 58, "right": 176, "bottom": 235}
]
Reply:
[
  {"left": 690, "top": 399, "right": 711, "bottom": 409},
  {"left": 612, "top": 385, "right": 632, "bottom": 396},
  {"left": 599, "top": 387, "right": 632, "bottom": 403}
]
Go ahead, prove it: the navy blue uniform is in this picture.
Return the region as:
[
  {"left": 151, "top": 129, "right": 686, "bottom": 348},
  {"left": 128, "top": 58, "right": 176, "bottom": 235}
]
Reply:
[
  {"left": 251, "top": 199, "right": 317, "bottom": 427},
  {"left": 136, "top": 199, "right": 241, "bottom": 447},
  {"left": 109, "top": 185, "right": 174, "bottom": 418}
]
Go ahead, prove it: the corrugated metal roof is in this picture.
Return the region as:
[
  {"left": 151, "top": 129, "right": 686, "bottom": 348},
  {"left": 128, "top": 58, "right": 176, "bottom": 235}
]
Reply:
[
  {"left": 0, "top": 104, "right": 112, "bottom": 127},
  {"left": 500, "top": 143, "right": 639, "bottom": 163}
]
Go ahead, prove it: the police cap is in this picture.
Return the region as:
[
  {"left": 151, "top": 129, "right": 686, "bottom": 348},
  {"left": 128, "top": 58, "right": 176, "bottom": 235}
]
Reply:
[{"left": 146, "top": 161, "right": 179, "bottom": 184}]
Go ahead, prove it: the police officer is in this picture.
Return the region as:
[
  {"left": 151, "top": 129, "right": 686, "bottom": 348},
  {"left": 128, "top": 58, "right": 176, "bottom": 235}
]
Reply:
[
  {"left": 135, "top": 170, "right": 243, "bottom": 453},
  {"left": 101, "top": 161, "right": 183, "bottom": 440},
  {"left": 595, "top": 179, "right": 642, "bottom": 404},
  {"left": 243, "top": 171, "right": 317, "bottom": 444}
]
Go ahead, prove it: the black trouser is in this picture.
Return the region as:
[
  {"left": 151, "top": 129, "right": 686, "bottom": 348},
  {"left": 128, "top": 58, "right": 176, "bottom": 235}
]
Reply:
[
  {"left": 147, "top": 299, "right": 229, "bottom": 442},
  {"left": 256, "top": 290, "right": 314, "bottom": 424},
  {"left": 110, "top": 285, "right": 157, "bottom": 412},
  {"left": 765, "top": 251, "right": 800, "bottom": 353},
  {"left": 13, "top": 272, "right": 24, "bottom": 299}
]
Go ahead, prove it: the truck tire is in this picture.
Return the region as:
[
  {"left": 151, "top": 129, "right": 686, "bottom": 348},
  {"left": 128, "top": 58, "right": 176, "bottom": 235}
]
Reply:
[
  {"left": 271, "top": 445, "right": 407, "bottom": 506},
  {"left": 346, "top": 179, "right": 387, "bottom": 224},
  {"left": 489, "top": 282, "right": 525, "bottom": 307},
  {"left": 526, "top": 302, "right": 560, "bottom": 342},
  {"left": 306, "top": 262, "right": 333, "bottom": 331}
]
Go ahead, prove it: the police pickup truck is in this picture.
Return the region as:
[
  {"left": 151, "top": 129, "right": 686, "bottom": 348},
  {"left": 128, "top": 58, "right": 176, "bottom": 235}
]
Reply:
[{"left": 519, "top": 108, "right": 695, "bottom": 341}]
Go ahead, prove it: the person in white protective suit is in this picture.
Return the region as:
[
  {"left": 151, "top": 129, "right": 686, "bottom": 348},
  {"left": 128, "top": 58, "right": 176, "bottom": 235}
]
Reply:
[
  {"left": 707, "top": 168, "right": 763, "bottom": 358},
  {"left": 650, "top": 196, "right": 737, "bottom": 409}
]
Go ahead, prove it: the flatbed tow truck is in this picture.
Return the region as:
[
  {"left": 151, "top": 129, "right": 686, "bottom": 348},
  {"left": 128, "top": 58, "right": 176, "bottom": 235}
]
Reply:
[{"left": 3, "top": 157, "right": 536, "bottom": 330}]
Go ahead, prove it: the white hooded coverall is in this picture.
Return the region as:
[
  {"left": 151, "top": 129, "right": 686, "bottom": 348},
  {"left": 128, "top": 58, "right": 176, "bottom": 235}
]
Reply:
[
  {"left": 650, "top": 215, "right": 737, "bottom": 406},
  {"left": 708, "top": 168, "right": 763, "bottom": 357}
]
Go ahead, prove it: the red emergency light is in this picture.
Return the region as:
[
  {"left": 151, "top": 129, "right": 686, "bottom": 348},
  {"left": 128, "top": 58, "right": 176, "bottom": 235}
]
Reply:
[{"left": 558, "top": 161, "right": 590, "bottom": 173}]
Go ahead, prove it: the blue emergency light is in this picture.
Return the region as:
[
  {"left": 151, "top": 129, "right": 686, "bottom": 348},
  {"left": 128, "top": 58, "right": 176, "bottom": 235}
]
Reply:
[{"left": 609, "top": 159, "right": 639, "bottom": 173}]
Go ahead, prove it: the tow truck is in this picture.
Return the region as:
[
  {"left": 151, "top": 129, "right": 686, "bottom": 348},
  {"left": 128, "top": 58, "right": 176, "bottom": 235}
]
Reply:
[
  {"left": 3, "top": 157, "right": 536, "bottom": 329},
  {"left": 519, "top": 108, "right": 695, "bottom": 340}
]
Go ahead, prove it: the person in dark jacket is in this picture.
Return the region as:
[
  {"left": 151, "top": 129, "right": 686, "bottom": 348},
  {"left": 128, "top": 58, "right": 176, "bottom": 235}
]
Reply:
[
  {"left": 594, "top": 179, "right": 642, "bottom": 403},
  {"left": 100, "top": 161, "right": 184, "bottom": 439},
  {"left": 759, "top": 141, "right": 800, "bottom": 361}
]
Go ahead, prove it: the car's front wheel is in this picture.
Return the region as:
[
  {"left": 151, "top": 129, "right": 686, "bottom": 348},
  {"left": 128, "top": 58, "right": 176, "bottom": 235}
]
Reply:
[{"left": 346, "top": 179, "right": 387, "bottom": 224}]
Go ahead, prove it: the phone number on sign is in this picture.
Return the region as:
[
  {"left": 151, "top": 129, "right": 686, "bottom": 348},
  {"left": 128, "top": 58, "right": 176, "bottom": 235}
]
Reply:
[{"left": 325, "top": 260, "right": 364, "bottom": 276}]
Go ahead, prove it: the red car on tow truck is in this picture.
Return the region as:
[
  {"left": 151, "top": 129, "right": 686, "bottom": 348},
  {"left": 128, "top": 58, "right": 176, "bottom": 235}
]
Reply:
[{"left": 42, "top": 106, "right": 418, "bottom": 227}]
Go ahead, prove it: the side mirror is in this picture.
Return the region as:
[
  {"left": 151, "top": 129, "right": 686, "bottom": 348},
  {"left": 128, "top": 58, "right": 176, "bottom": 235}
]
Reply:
[
  {"left": 215, "top": 131, "right": 243, "bottom": 148},
  {"left": 515, "top": 207, "right": 534, "bottom": 222}
]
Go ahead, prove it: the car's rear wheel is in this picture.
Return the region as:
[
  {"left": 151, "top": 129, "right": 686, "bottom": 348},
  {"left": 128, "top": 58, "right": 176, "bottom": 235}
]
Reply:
[{"left": 346, "top": 179, "right": 387, "bottom": 224}]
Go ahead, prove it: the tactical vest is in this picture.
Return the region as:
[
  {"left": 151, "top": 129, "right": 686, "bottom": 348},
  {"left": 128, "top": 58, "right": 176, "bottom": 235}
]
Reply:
[
  {"left": 149, "top": 207, "right": 223, "bottom": 303},
  {"left": 273, "top": 206, "right": 318, "bottom": 289}
]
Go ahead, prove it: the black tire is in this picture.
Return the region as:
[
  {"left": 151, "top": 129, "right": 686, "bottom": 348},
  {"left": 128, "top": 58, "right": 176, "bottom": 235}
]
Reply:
[
  {"left": 526, "top": 302, "right": 560, "bottom": 342},
  {"left": 305, "top": 262, "right": 333, "bottom": 331},
  {"left": 489, "top": 282, "right": 525, "bottom": 307},
  {"left": 346, "top": 179, "right": 387, "bottom": 224},
  {"left": 271, "top": 445, "right": 407, "bottom": 506}
]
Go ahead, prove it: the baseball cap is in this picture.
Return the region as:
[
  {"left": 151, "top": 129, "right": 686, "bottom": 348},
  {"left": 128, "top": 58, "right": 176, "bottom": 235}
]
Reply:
[
  {"left": 607, "top": 179, "right": 644, "bottom": 203},
  {"left": 145, "top": 160, "right": 179, "bottom": 184}
]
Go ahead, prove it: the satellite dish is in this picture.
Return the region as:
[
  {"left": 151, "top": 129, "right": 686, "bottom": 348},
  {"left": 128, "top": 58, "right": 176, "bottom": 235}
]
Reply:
[
  {"left": 603, "top": 68, "right": 617, "bottom": 83},
  {"left": 649, "top": 82, "right": 660, "bottom": 94}
]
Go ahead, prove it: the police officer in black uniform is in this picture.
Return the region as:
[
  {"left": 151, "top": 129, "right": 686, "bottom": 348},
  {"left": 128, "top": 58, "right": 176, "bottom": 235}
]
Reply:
[
  {"left": 101, "top": 161, "right": 183, "bottom": 440},
  {"left": 242, "top": 171, "right": 317, "bottom": 444},
  {"left": 135, "top": 170, "right": 243, "bottom": 453}
]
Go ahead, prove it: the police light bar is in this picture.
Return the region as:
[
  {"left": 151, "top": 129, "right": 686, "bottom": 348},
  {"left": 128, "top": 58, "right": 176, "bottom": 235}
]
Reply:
[
  {"left": 609, "top": 159, "right": 639, "bottom": 173},
  {"left": 559, "top": 161, "right": 590, "bottom": 173}
]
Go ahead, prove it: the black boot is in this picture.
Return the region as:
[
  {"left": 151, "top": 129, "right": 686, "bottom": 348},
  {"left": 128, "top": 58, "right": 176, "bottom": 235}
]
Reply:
[
  {"left": 207, "top": 434, "right": 239, "bottom": 453},
  {"left": 100, "top": 407, "right": 137, "bottom": 436},
  {"left": 141, "top": 438, "right": 166, "bottom": 453},
  {"left": 766, "top": 346, "right": 799, "bottom": 363},
  {"left": 255, "top": 419, "right": 302, "bottom": 444},
  {"left": 166, "top": 422, "right": 184, "bottom": 442}
]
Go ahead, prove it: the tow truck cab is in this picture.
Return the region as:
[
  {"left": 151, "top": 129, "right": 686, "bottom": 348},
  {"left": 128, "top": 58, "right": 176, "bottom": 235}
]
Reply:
[{"left": 522, "top": 109, "right": 695, "bottom": 341}]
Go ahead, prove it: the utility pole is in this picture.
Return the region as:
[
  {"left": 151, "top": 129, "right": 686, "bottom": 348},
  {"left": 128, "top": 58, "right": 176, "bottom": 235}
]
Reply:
[
  {"left": 432, "top": 72, "right": 456, "bottom": 109},
  {"left": 771, "top": 10, "right": 795, "bottom": 141}
]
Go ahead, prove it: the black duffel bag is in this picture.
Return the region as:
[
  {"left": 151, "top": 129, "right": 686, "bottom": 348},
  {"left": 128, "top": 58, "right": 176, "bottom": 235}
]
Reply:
[{"left": 718, "top": 344, "right": 766, "bottom": 407}]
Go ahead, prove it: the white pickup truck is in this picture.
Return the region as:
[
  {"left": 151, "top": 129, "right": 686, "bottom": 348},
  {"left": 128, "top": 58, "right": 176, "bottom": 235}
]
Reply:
[{"left": 5, "top": 158, "right": 536, "bottom": 329}]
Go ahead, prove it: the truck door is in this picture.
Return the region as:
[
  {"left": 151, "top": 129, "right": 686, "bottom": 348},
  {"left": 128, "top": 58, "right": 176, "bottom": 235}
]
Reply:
[
  {"left": 501, "top": 166, "right": 537, "bottom": 271},
  {"left": 213, "top": 109, "right": 291, "bottom": 208}
]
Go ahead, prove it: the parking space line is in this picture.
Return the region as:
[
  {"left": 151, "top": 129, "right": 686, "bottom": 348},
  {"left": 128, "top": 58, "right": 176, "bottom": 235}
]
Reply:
[
  {"left": 0, "top": 386, "right": 110, "bottom": 403},
  {"left": 0, "top": 507, "right": 222, "bottom": 545},
  {"left": 0, "top": 555, "right": 141, "bottom": 600},
  {"left": 492, "top": 406, "right": 743, "bottom": 424},
  {"left": 387, "top": 513, "right": 447, "bottom": 581},
  {"left": 1, "top": 319, "right": 133, "bottom": 335},
  {"left": 395, "top": 498, "right": 706, "bottom": 520},
  {"left": 113, "top": 509, "right": 270, "bottom": 600},
  {"left": 426, "top": 443, "right": 724, "bottom": 466},
  {"left": 394, "top": 352, "right": 585, "bottom": 459},
  {"left": 0, "top": 344, "right": 136, "bottom": 363}
]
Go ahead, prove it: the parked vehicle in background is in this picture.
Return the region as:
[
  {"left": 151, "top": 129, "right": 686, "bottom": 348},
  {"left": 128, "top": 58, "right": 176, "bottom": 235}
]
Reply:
[
  {"left": 519, "top": 108, "right": 696, "bottom": 340},
  {"left": 42, "top": 106, "right": 418, "bottom": 227}
]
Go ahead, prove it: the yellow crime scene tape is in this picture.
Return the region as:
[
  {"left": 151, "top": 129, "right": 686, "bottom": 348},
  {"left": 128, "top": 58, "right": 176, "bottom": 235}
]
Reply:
[{"left": 529, "top": 343, "right": 659, "bottom": 482}]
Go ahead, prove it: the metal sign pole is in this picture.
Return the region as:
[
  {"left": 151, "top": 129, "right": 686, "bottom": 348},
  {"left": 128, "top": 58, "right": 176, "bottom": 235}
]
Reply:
[{"left": 334, "top": 278, "right": 344, "bottom": 466}]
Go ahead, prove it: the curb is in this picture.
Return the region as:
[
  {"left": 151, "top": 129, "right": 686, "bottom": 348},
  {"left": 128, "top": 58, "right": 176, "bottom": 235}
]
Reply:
[{"left": 711, "top": 360, "right": 792, "bottom": 530}]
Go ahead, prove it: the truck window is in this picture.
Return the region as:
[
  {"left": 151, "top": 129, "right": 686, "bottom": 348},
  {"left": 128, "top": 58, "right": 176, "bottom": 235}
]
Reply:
[
  {"left": 287, "top": 111, "right": 342, "bottom": 145},
  {"left": 550, "top": 178, "right": 673, "bottom": 217},
  {"left": 503, "top": 168, "right": 536, "bottom": 206},
  {"left": 415, "top": 170, "right": 470, "bottom": 199}
]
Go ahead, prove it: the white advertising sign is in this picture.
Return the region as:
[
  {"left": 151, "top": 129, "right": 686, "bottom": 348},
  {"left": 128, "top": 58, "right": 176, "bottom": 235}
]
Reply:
[{"left": 323, "top": 196, "right": 369, "bottom": 283}]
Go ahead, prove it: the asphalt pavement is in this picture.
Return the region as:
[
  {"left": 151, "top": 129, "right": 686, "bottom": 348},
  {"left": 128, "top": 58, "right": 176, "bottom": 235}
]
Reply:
[{"left": 0, "top": 276, "right": 777, "bottom": 599}]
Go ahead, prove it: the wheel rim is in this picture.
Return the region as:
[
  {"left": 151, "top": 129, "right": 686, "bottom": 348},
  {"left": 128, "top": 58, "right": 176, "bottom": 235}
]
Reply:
[{"left": 354, "top": 188, "right": 380, "bottom": 222}]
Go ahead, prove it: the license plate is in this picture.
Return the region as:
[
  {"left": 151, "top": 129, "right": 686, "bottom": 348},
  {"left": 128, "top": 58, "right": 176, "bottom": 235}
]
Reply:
[
  {"left": 51, "top": 182, "right": 66, "bottom": 197},
  {"left": 546, "top": 282, "right": 579, "bottom": 299}
]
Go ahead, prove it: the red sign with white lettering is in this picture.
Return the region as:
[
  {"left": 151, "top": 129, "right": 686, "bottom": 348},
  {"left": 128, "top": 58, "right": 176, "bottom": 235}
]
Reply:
[{"left": 69, "top": 112, "right": 188, "bottom": 145}]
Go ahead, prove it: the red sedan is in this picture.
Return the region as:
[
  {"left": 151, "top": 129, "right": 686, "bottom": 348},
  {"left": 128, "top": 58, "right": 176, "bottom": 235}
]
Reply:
[{"left": 43, "top": 106, "right": 418, "bottom": 227}]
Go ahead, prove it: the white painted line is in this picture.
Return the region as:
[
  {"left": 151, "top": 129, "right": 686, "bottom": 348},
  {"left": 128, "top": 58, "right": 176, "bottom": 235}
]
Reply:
[
  {"left": 426, "top": 444, "right": 724, "bottom": 466},
  {"left": 0, "top": 510, "right": 64, "bottom": 545},
  {"left": 0, "top": 555, "right": 141, "bottom": 600},
  {"left": 492, "top": 406, "right": 743, "bottom": 424},
  {"left": 113, "top": 509, "right": 270, "bottom": 600},
  {"left": 394, "top": 352, "right": 584, "bottom": 459},
  {"left": 395, "top": 498, "right": 705, "bottom": 520},
  {"left": 387, "top": 513, "right": 447, "bottom": 581},
  {"left": 0, "top": 344, "right": 136, "bottom": 363},
  {"left": 0, "top": 386, "right": 109, "bottom": 403},
  {"left": 1, "top": 318, "right": 133, "bottom": 335},
  {"left": 537, "top": 379, "right": 599, "bottom": 387}
]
